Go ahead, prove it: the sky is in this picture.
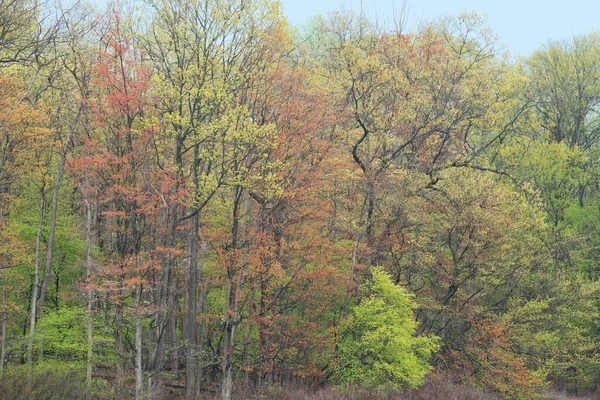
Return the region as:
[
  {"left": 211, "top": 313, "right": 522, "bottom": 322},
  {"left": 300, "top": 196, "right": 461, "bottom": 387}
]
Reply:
[
  {"left": 280, "top": 0, "right": 599, "bottom": 56},
  {"left": 91, "top": 0, "right": 599, "bottom": 57}
]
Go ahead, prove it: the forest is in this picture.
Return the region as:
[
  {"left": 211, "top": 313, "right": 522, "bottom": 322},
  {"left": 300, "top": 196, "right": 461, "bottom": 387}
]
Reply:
[{"left": 1, "top": 0, "right": 600, "bottom": 399}]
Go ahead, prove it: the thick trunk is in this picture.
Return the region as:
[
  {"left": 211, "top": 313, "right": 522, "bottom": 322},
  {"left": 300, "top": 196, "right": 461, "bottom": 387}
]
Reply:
[
  {"left": 221, "top": 279, "right": 240, "bottom": 400},
  {"left": 185, "top": 213, "right": 199, "bottom": 397},
  {"left": 151, "top": 318, "right": 165, "bottom": 394},
  {"left": 222, "top": 186, "right": 244, "bottom": 400},
  {"left": 187, "top": 143, "right": 204, "bottom": 397},
  {"left": 27, "top": 186, "right": 45, "bottom": 364}
]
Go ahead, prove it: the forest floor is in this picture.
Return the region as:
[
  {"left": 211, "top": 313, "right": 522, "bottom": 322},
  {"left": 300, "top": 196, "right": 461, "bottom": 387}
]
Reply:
[{"left": 0, "top": 366, "right": 596, "bottom": 400}]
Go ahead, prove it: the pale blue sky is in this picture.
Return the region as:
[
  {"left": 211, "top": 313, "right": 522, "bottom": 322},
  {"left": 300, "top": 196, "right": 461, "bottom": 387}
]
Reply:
[
  {"left": 91, "top": 0, "right": 598, "bottom": 56},
  {"left": 281, "top": 0, "right": 599, "bottom": 56}
]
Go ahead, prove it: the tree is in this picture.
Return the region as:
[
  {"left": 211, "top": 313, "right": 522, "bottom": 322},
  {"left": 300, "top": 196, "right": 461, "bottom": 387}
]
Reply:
[
  {"left": 74, "top": 9, "right": 177, "bottom": 397},
  {"left": 527, "top": 34, "right": 600, "bottom": 150},
  {"left": 310, "top": 12, "right": 524, "bottom": 272},
  {"left": 334, "top": 267, "right": 439, "bottom": 389},
  {"left": 0, "top": 71, "right": 53, "bottom": 367}
]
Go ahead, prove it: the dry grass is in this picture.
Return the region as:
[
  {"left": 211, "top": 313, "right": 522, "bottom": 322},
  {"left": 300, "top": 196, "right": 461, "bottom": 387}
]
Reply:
[
  {"left": 544, "top": 389, "right": 600, "bottom": 400},
  {"left": 212, "top": 374, "right": 502, "bottom": 400},
  {"left": 0, "top": 364, "right": 97, "bottom": 400},
  {"left": 3, "top": 366, "right": 598, "bottom": 400}
]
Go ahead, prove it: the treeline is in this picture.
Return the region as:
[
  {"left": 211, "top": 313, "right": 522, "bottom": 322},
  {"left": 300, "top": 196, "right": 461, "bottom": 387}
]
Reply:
[{"left": 1, "top": 0, "right": 600, "bottom": 399}]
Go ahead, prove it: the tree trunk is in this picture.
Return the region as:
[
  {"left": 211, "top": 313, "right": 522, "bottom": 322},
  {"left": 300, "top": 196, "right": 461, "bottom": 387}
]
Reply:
[
  {"left": 221, "top": 279, "right": 240, "bottom": 400},
  {"left": 1, "top": 268, "right": 7, "bottom": 373},
  {"left": 27, "top": 186, "right": 45, "bottom": 364},
  {"left": 135, "top": 274, "right": 143, "bottom": 400},
  {"left": 222, "top": 185, "right": 244, "bottom": 400},
  {"left": 84, "top": 187, "right": 94, "bottom": 385},
  {"left": 37, "top": 154, "right": 66, "bottom": 359},
  {"left": 167, "top": 207, "right": 179, "bottom": 378},
  {"left": 185, "top": 213, "right": 199, "bottom": 397},
  {"left": 196, "top": 279, "right": 208, "bottom": 398},
  {"left": 151, "top": 217, "right": 176, "bottom": 396},
  {"left": 37, "top": 103, "right": 81, "bottom": 359},
  {"left": 169, "top": 311, "right": 179, "bottom": 376},
  {"left": 116, "top": 302, "right": 124, "bottom": 386}
]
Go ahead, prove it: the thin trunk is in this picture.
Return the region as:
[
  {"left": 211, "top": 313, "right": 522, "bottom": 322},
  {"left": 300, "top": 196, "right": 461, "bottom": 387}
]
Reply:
[
  {"left": 146, "top": 311, "right": 155, "bottom": 395},
  {"left": 152, "top": 313, "right": 166, "bottom": 396},
  {"left": 169, "top": 311, "right": 178, "bottom": 376},
  {"left": 1, "top": 269, "right": 7, "bottom": 373},
  {"left": 243, "top": 314, "right": 253, "bottom": 386},
  {"left": 37, "top": 154, "right": 66, "bottom": 359},
  {"left": 38, "top": 104, "right": 81, "bottom": 358},
  {"left": 84, "top": 187, "right": 94, "bottom": 385},
  {"left": 578, "top": 183, "right": 586, "bottom": 208},
  {"left": 364, "top": 133, "right": 374, "bottom": 255},
  {"left": 196, "top": 279, "right": 208, "bottom": 398},
  {"left": 182, "top": 275, "right": 188, "bottom": 343},
  {"left": 152, "top": 224, "right": 175, "bottom": 396},
  {"left": 259, "top": 279, "right": 268, "bottom": 386},
  {"left": 135, "top": 265, "right": 143, "bottom": 400},
  {"left": 167, "top": 207, "right": 179, "bottom": 378},
  {"left": 27, "top": 186, "right": 45, "bottom": 364},
  {"left": 116, "top": 303, "right": 124, "bottom": 385}
]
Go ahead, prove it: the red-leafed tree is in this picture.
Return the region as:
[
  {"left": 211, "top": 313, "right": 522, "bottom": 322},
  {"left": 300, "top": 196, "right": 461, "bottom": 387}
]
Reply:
[
  {"left": 68, "top": 8, "right": 183, "bottom": 398},
  {"left": 221, "top": 55, "right": 357, "bottom": 385}
]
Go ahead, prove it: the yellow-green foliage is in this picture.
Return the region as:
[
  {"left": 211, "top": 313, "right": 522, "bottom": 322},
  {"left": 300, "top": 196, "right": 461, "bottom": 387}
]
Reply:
[
  {"left": 36, "top": 306, "right": 115, "bottom": 365},
  {"left": 334, "top": 267, "right": 439, "bottom": 389}
]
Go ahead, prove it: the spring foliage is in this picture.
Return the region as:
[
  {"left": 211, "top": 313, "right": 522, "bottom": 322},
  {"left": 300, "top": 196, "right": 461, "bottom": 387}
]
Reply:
[
  {"left": 335, "top": 267, "right": 439, "bottom": 389},
  {"left": 2, "top": 1, "right": 600, "bottom": 399}
]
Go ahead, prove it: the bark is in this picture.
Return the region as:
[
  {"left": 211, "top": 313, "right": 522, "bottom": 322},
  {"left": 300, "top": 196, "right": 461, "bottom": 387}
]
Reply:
[
  {"left": 169, "top": 309, "right": 179, "bottom": 376},
  {"left": 221, "top": 185, "right": 244, "bottom": 400},
  {"left": 84, "top": 186, "right": 94, "bottom": 385},
  {"left": 352, "top": 120, "right": 375, "bottom": 265},
  {"left": 27, "top": 185, "right": 45, "bottom": 364},
  {"left": 135, "top": 273, "right": 143, "bottom": 400},
  {"left": 151, "top": 216, "right": 176, "bottom": 396},
  {"left": 185, "top": 213, "right": 199, "bottom": 397},
  {"left": 168, "top": 210, "right": 179, "bottom": 378},
  {"left": 1, "top": 269, "right": 7, "bottom": 373},
  {"left": 116, "top": 302, "right": 124, "bottom": 385},
  {"left": 37, "top": 153, "right": 64, "bottom": 359},
  {"left": 196, "top": 279, "right": 208, "bottom": 398},
  {"left": 221, "top": 278, "right": 240, "bottom": 400},
  {"left": 37, "top": 97, "right": 81, "bottom": 356}
]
